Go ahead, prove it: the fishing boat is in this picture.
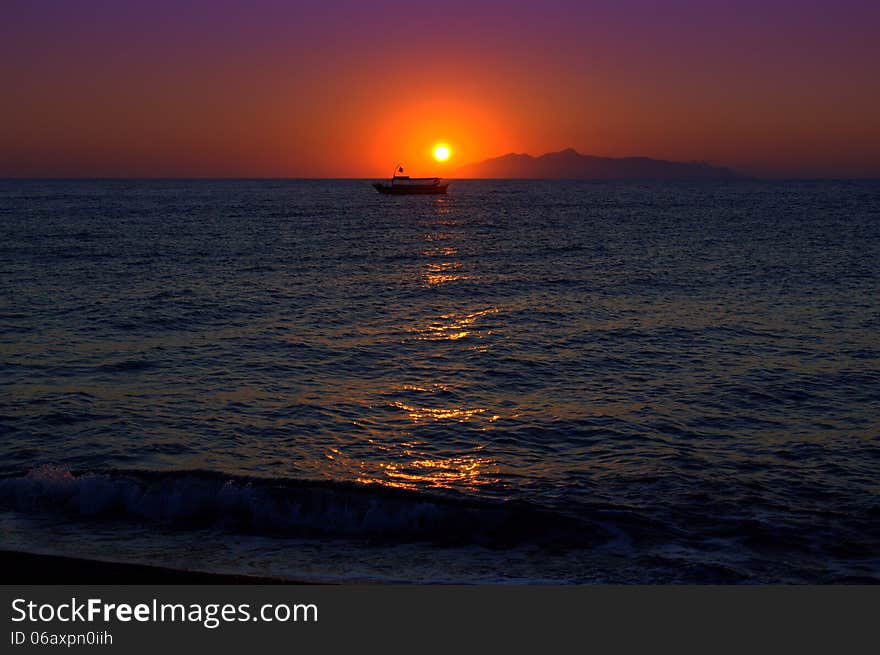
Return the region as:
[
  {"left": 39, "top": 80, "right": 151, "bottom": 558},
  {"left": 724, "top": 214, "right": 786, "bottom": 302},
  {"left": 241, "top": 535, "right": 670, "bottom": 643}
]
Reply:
[{"left": 373, "top": 165, "right": 449, "bottom": 195}]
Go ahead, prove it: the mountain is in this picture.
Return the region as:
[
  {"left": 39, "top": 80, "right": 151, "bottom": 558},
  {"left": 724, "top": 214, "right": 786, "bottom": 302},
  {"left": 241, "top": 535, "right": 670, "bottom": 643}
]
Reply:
[{"left": 453, "top": 148, "right": 744, "bottom": 180}]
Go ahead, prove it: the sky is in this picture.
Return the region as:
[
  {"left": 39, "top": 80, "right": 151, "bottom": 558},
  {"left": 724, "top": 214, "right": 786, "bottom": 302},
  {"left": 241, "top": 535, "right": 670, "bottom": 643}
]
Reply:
[{"left": 1, "top": 0, "right": 879, "bottom": 178}]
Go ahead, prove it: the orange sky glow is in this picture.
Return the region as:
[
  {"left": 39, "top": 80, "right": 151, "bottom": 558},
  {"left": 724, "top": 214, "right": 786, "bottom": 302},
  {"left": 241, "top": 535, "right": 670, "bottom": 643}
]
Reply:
[{"left": 2, "top": 1, "right": 879, "bottom": 178}]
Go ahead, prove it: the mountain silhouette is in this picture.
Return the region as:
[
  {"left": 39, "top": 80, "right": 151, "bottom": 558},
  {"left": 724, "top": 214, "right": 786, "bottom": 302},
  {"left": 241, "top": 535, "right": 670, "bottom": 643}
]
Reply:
[{"left": 454, "top": 148, "right": 744, "bottom": 179}]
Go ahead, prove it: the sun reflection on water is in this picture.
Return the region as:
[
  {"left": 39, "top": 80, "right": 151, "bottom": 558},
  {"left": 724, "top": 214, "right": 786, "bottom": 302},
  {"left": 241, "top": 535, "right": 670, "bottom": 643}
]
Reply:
[
  {"left": 340, "top": 202, "right": 507, "bottom": 493},
  {"left": 390, "top": 400, "right": 491, "bottom": 422},
  {"left": 421, "top": 246, "right": 458, "bottom": 257},
  {"left": 421, "top": 215, "right": 462, "bottom": 286},
  {"left": 356, "top": 453, "right": 499, "bottom": 491},
  {"left": 423, "top": 261, "right": 466, "bottom": 286},
  {"left": 414, "top": 307, "right": 499, "bottom": 341}
]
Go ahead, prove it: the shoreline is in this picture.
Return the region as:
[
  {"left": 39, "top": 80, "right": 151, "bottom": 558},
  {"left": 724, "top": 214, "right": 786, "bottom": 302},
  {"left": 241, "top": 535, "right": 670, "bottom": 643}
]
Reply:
[{"left": 0, "top": 549, "right": 316, "bottom": 585}]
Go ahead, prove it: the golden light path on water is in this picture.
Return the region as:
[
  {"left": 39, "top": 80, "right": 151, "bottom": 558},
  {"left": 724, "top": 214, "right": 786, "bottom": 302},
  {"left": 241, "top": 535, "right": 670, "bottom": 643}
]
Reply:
[
  {"left": 423, "top": 261, "right": 466, "bottom": 287},
  {"left": 348, "top": 196, "right": 503, "bottom": 492},
  {"left": 416, "top": 307, "right": 499, "bottom": 342}
]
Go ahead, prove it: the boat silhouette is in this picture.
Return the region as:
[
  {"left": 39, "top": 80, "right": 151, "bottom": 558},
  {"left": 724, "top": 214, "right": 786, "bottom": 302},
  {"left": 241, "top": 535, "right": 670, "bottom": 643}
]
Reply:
[{"left": 373, "top": 164, "right": 449, "bottom": 194}]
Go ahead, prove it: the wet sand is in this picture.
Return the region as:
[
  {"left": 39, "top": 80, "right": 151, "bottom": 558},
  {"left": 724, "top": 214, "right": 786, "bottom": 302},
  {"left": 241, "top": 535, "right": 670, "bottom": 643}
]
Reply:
[{"left": 0, "top": 550, "right": 304, "bottom": 584}]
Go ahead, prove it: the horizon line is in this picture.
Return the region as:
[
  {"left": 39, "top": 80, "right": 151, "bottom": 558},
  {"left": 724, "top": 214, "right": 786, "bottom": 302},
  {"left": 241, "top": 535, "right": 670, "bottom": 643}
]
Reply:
[{"left": 3, "top": 176, "right": 880, "bottom": 181}]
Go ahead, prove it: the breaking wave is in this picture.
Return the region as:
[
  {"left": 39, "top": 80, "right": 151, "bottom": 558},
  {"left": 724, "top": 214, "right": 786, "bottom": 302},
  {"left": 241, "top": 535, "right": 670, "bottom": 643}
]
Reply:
[{"left": 0, "top": 466, "right": 605, "bottom": 547}]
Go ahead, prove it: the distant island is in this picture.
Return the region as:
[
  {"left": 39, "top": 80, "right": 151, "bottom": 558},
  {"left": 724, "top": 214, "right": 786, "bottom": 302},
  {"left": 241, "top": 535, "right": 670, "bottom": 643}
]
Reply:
[{"left": 453, "top": 148, "right": 744, "bottom": 180}]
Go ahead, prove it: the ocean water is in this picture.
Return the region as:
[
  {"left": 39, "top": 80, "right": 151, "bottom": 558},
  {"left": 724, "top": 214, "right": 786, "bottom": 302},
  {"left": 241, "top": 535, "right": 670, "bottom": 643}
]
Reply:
[{"left": 0, "top": 178, "right": 878, "bottom": 583}]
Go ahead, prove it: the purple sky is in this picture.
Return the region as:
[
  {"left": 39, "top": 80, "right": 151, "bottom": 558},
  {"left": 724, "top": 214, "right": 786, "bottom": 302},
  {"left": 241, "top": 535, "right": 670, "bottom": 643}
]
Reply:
[{"left": 2, "top": 0, "right": 878, "bottom": 176}]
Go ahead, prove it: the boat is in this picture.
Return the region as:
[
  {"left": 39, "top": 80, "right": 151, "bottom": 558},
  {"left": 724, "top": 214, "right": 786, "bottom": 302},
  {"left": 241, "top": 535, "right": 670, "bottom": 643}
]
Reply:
[{"left": 373, "top": 164, "right": 449, "bottom": 195}]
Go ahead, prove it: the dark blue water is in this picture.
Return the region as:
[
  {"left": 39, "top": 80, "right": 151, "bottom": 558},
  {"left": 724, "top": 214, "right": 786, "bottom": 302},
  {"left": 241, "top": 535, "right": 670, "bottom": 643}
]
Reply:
[{"left": 1, "top": 179, "right": 878, "bottom": 583}]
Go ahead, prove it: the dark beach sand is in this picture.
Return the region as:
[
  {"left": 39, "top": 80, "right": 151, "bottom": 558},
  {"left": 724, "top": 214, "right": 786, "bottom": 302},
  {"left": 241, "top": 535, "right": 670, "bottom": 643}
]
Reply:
[{"left": 0, "top": 550, "right": 306, "bottom": 584}]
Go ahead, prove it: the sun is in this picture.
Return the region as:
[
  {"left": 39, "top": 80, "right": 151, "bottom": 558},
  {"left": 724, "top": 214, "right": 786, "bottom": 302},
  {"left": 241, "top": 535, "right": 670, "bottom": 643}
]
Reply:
[{"left": 433, "top": 145, "right": 450, "bottom": 161}]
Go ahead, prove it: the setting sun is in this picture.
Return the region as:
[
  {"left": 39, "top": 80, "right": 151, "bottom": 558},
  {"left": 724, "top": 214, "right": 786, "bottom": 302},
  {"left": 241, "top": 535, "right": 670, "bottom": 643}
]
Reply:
[{"left": 433, "top": 145, "right": 450, "bottom": 161}]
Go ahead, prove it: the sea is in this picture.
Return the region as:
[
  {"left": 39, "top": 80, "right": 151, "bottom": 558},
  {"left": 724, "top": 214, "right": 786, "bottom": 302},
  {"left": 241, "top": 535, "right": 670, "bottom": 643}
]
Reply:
[{"left": 0, "top": 179, "right": 878, "bottom": 583}]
